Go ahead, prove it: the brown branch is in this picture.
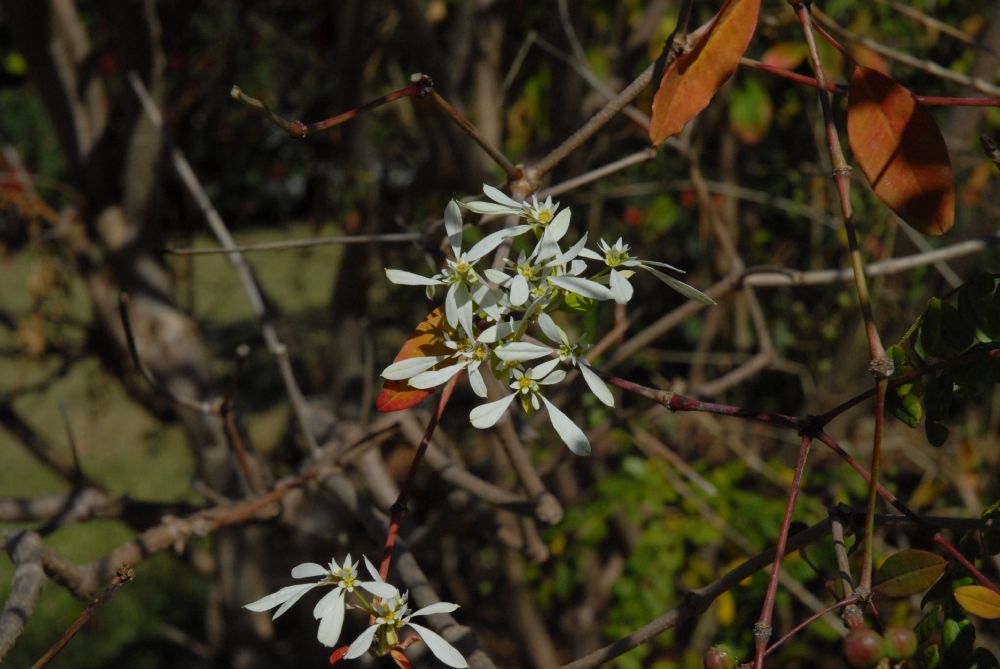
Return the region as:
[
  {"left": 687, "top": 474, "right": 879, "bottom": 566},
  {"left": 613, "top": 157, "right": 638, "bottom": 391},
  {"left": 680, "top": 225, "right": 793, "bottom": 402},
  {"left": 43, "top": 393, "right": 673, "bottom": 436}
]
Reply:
[
  {"left": 29, "top": 565, "right": 134, "bottom": 669},
  {"left": 0, "top": 532, "right": 46, "bottom": 662},
  {"left": 163, "top": 232, "right": 421, "bottom": 256}
]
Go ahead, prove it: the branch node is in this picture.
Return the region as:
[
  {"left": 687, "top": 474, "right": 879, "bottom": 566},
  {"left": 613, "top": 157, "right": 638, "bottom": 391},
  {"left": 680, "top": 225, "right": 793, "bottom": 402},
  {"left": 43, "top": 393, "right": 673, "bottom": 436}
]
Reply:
[
  {"left": 753, "top": 622, "right": 772, "bottom": 642},
  {"left": 868, "top": 356, "right": 894, "bottom": 379}
]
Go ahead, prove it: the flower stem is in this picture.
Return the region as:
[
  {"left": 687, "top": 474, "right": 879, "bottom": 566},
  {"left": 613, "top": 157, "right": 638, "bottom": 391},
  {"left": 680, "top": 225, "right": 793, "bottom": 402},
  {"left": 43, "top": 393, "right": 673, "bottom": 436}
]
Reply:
[{"left": 378, "top": 376, "right": 459, "bottom": 580}]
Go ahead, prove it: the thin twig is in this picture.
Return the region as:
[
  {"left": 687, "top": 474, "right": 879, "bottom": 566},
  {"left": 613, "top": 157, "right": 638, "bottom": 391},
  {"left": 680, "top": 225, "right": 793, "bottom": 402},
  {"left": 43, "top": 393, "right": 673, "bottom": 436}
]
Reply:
[
  {"left": 164, "top": 232, "right": 421, "bottom": 256},
  {"left": 29, "top": 565, "right": 135, "bottom": 669}
]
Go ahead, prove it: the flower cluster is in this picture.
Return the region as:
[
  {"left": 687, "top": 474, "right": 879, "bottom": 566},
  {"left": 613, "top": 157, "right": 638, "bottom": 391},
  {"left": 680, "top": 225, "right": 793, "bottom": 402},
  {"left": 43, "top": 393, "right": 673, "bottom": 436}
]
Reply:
[
  {"left": 245, "top": 555, "right": 467, "bottom": 667},
  {"left": 383, "top": 185, "right": 714, "bottom": 455}
]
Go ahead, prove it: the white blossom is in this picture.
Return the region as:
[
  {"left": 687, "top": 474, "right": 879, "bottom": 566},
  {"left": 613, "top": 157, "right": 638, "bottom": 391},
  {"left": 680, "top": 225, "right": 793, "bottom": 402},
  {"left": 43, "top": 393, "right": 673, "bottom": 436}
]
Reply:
[{"left": 344, "top": 558, "right": 468, "bottom": 668}]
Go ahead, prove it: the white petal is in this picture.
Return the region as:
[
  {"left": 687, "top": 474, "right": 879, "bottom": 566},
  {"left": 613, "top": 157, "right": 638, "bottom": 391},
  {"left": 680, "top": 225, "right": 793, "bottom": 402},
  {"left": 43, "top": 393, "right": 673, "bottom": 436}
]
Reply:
[
  {"left": 410, "top": 601, "right": 461, "bottom": 618},
  {"left": 410, "top": 362, "right": 466, "bottom": 389},
  {"left": 609, "top": 269, "right": 634, "bottom": 304},
  {"left": 479, "top": 319, "right": 521, "bottom": 343},
  {"left": 360, "top": 580, "right": 400, "bottom": 599},
  {"left": 386, "top": 269, "right": 443, "bottom": 286},
  {"left": 316, "top": 592, "right": 346, "bottom": 647},
  {"left": 462, "top": 201, "right": 522, "bottom": 216},
  {"left": 483, "top": 184, "right": 523, "bottom": 208},
  {"left": 407, "top": 622, "right": 469, "bottom": 668},
  {"left": 275, "top": 583, "right": 320, "bottom": 619},
  {"left": 541, "top": 396, "right": 591, "bottom": 456},
  {"left": 470, "top": 393, "right": 517, "bottom": 428},
  {"left": 444, "top": 200, "right": 464, "bottom": 258},
  {"left": 244, "top": 583, "right": 314, "bottom": 615},
  {"left": 382, "top": 356, "right": 449, "bottom": 380},
  {"left": 535, "top": 312, "right": 566, "bottom": 344},
  {"left": 579, "top": 362, "right": 614, "bottom": 407},
  {"left": 578, "top": 248, "right": 603, "bottom": 261},
  {"left": 549, "top": 275, "right": 613, "bottom": 300},
  {"left": 291, "top": 562, "right": 328, "bottom": 579},
  {"left": 468, "top": 365, "right": 488, "bottom": 398},
  {"left": 363, "top": 555, "right": 384, "bottom": 584},
  {"left": 445, "top": 284, "right": 461, "bottom": 329},
  {"left": 509, "top": 274, "right": 529, "bottom": 306},
  {"left": 529, "top": 357, "right": 562, "bottom": 379},
  {"left": 496, "top": 342, "right": 552, "bottom": 361},
  {"left": 642, "top": 259, "right": 684, "bottom": 272},
  {"left": 466, "top": 225, "right": 532, "bottom": 263},
  {"left": 313, "top": 587, "right": 343, "bottom": 619},
  {"left": 557, "top": 233, "right": 589, "bottom": 265},
  {"left": 542, "top": 208, "right": 571, "bottom": 244},
  {"left": 641, "top": 265, "right": 716, "bottom": 305},
  {"left": 344, "top": 624, "right": 380, "bottom": 659},
  {"left": 483, "top": 268, "right": 510, "bottom": 285},
  {"left": 455, "top": 285, "right": 475, "bottom": 337},
  {"left": 569, "top": 259, "right": 587, "bottom": 276},
  {"left": 538, "top": 369, "right": 566, "bottom": 385}
]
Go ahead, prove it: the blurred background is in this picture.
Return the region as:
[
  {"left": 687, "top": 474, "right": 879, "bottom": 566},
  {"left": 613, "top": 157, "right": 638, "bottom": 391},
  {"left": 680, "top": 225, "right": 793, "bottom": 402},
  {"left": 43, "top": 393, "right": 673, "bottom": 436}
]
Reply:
[{"left": 1, "top": 1, "right": 999, "bottom": 667}]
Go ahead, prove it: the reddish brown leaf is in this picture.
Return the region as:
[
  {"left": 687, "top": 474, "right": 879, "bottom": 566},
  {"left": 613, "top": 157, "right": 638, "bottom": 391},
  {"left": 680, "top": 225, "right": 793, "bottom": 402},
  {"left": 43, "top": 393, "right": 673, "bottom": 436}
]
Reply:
[
  {"left": 648, "top": 0, "right": 761, "bottom": 145},
  {"left": 847, "top": 66, "right": 954, "bottom": 236},
  {"left": 376, "top": 307, "right": 451, "bottom": 412}
]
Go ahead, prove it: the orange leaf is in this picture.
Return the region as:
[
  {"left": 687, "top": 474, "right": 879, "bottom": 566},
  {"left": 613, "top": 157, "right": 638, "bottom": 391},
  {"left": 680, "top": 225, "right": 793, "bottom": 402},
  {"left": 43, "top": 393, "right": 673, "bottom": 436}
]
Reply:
[
  {"left": 648, "top": 0, "right": 761, "bottom": 145},
  {"left": 847, "top": 66, "right": 954, "bottom": 236},
  {"left": 376, "top": 307, "right": 452, "bottom": 412},
  {"left": 760, "top": 42, "right": 809, "bottom": 71}
]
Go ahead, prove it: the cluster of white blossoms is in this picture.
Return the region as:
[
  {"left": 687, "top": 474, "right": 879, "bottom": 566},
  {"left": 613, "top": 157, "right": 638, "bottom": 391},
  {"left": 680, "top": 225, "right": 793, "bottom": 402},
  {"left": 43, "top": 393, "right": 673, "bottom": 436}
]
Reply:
[
  {"left": 383, "top": 185, "right": 714, "bottom": 455},
  {"left": 245, "top": 554, "right": 467, "bottom": 667}
]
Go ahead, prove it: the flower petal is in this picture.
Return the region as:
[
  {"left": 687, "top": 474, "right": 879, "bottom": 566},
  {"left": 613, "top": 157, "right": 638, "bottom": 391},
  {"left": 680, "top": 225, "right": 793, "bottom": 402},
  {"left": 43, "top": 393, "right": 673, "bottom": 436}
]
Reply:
[
  {"left": 462, "top": 201, "right": 522, "bottom": 216},
  {"left": 410, "top": 601, "right": 461, "bottom": 618},
  {"left": 360, "top": 580, "right": 400, "bottom": 599},
  {"left": 363, "top": 555, "right": 384, "bottom": 584},
  {"left": 483, "top": 184, "right": 523, "bottom": 208},
  {"left": 409, "top": 362, "right": 466, "bottom": 389},
  {"left": 244, "top": 583, "right": 315, "bottom": 615},
  {"left": 385, "top": 269, "right": 443, "bottom": 286},
  {"left": 538, "top": 369, "right": 566, "bottom": 385},
  {"left": 344, "top": 624, "right": 380, "bottom": 659},
  {"left": 549, "top": 275, "right": 613, "bottom": 300},
  {"left": 468, "top": 365, "right": 488, "bottom": 398},
  {"left": 313, "top": 587, "right": 343, "bottom": 619},
  {"left": 542, "top": 208, "right": 571, "bottom": 244},
  {"left": 641, "top": 265, "right": 716, "bottom": 305},
  {"left": 509, "top": 274, "right": 529, "bottom": 306},
  {"left": 483, "top": 268, "right": 510, "bottom": 285},
  {"left": 291, "top": 562, "right": 329, "bottom": 579},
  {"left": 382, "top": 356, "right": 449, "bottom": 380},
  {"left": 465, "top": 225, "right": 532, "bottom": 263},
  {"left": 578, "top": 247, "right": 603, "bottom": 261},
  {"left": 535, "top": 312, "right": 566, "bottom": 344},
  {"left": 276, "top": 583, "right": 320, "bottom": 619},
  {"left": 316, "top": 591, "right": 346, "bottom": 647},
  {"left": 541, "top": 396, "right": 591, "bottom": 456},
  {"left": 444, "top": 200, "right": 464, "bottom": 258},
  {"left": 529, "top": 357, "right": 562, "bottom": 379},
  {"left": 557, "top": 233, "right": 589, "bottom": 265},
  {"left": 579, "top": 362, "right": 614, "bottom": 407},
  {"left": 407, "top": 622, "right": 469, "bottom": 668},
  {"left": 642, "top": 259, "right": 684, "bottom": 272},
  {"left": 469, "top": 393, "right": 517, "bottom": 428},
  {"left": 495, "top": 342, "right": 553, "bottom": 362},
  {"left": 609, "top": 269, "right": 634, "bottom": 304}
]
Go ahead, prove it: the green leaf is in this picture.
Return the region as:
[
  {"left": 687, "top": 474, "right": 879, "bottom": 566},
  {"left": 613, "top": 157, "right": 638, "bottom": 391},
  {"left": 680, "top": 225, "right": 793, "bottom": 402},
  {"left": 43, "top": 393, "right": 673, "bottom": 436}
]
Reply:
[
  {"left": 916, "top": 607, "right": 941, "bottom": 642},
  {"left": 942, "top": 617, "right": 975, "bottom": 667},
  {"left": 888, "top": 389, "right": 923, "bottom": 427},
  {"left": 921, "top": 643, "right": 941, "bottom": 669},
  {"left": 941, "top": 300, "right": 975, "bottom": 354},
  {"left": 926, "top": 421, "right": 950, "bottom": 448},
  {"left": 919, "top": 298, "right": 944, "bottom": 358},
  {"left": 973, "top": 648, "right": 1000, "bottom": 669},
  {"left": 874, "top": 549, "right": 947, "bottom": 597},
  {"left": 954, "top": 585, "right": 1000, "bottom": 619}
]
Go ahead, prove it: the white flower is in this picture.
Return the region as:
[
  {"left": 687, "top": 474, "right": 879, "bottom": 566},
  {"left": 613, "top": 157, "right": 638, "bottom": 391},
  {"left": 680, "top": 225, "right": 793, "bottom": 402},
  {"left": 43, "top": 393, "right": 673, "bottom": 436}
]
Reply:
[
  {"left": 244, "top": 555, "right": 395, "bottom": 648},
  {"left": 494, "top": 313, "right": 614, "bottom": 408},
  {"left": 579, "top": 238, "right": 715, "bottom": 305},
  {"left": 344, "top": 558, "right": 468, "bottom": 668},
  {"left": 385, "top": 200, "right": 530, "bottom": 334},
  {"left": 469, "top": 358, "right": 591, "bottom": 455},
  {"left": 463, "top": 184, "right": 562, "bottom": 227}
]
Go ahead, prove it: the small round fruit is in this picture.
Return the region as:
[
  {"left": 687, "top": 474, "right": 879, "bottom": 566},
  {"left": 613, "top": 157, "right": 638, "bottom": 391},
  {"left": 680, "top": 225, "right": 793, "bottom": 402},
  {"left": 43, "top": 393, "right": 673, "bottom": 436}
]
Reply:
[
  {"left": 842, "top": 628, "right": 886, "bottom": 668},
  {"left": 884, "top": 627, "right": 918, "bottom": 660},
  {"left": 704, "top": 644, "right": 739, "bottom": 669}
]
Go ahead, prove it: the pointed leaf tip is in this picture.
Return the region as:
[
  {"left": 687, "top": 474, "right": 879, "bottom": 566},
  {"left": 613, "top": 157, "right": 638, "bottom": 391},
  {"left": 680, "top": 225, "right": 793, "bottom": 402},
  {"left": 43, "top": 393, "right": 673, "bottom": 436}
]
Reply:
[{"left": 847, "top": 66, "right": 954, "bottom": 236}]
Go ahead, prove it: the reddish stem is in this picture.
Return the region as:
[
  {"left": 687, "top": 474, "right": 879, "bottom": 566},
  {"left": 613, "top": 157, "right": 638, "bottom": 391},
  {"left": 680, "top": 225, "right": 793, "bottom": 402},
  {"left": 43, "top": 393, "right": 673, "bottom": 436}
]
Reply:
[
  {"left": 764, "top": 595, "right": 857, "bottom": 657},
  {"left": 753, "top": 435, "right": 813, "bottom": 668},
  {"left": 378, "top": 376, "right": 458, "bottom": 580}
]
